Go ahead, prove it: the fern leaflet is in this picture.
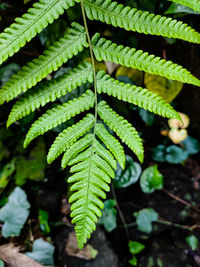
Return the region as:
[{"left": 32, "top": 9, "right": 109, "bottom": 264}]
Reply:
[
  {"left": 81, "top": 0, "right": 200, "bottom": 43},
  {"left": 95, "top": 123, "right": 125, "bottom": 169},
  {"left": 0, "top": 23, "right": 88, "bottom": 104},
  {"left": 0, "top": 0, "right": 80, "bottom": 65},
  {"left": 98, "top": 101, "right": 144, "bottom": 163},
  {"left": 92, "top": 34, "right": 200, "bottom": 86},
  {"left": 7, "top": 62, "right": 93, "bottom": 127},
  {"left": 170, "top": 0, "right": 200, "bottom": 12},
  {"left": 97, "top": 71, "right": 181, "bottom": 120},
  {"left": 24, "top": 90, "right": 94, "bottom": 148},
  {"left": 47, "top": 114, "right": 94, "bottom": 163}
]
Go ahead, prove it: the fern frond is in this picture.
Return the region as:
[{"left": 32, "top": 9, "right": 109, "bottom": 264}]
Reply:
[
  {"left": 0, "top": 23, "right": 88, "bottom": 104},
  {"left": 97, "top": 71, "right": 181, "bottom": 120},
  {"left": 68, "top": 137, "right": 116, "bottom": 248},
  {"left": 7, "top": 62, "right": 93, "bottom": 127},
  {"left": 47, "top": 113, "right": 94, "bottom": 163},
  {"left": 0, "top": 0, "right": 80, "bottom": 65},
  {"left": 81, "top": 0, "right": 200, "bottom": 43},
  {"left": 24, "top": 90, "right": 94, "bottom": 148},
  {"left": 170, "top": 0, "right": 200, "bottom": 12},
  {"left": 62, "top": 134, "right": 93, "bottom": 168},
  {"left": 96, "top": 123, "right": 125, "bottom": 169},
  {"left": 92, "top": 34, "right": 200, "bottom": 86},
  {"left": 98, "top": 101, "right": 144, "bottom": 163}
]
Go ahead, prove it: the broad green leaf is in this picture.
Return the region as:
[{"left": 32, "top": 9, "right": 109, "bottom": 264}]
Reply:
[
  {"left": 186, "top": 235, "right": 199, "bottom": 250},
  {"left": 166, "top": 145, "right": 188, "bottom": 164},
  {"left": 140, "top": 165, "right": 164, "bottom": 194},
  {"left": 39, "top": 209, "right": 50, "bottom": 234},
  {"left": 25, "top": 238, "right": 55, "bottom": 266},
  {"left": 134, "top": 208, "right": 159, "bottom": 233},
  {"left": 0, "top": 187, "right": 30, "bottom": 237},
  {"left": 151, "top": 145, "right": 166, "bottom": 162},
  {"left": 0, "top": 159, "right": 15, "bottom": 193},
  {"left": 0, "top": 259, "right": 4, "bottom": 267},
  {"left": 15, "top": 139, "right": 46, "bottom": 186},
  {"left": 165, "top": 3, "right": 199, "bottom": 15},
  {"left": 100, "top": 199, "right": 117, "bottom": 232},
  {"left": 129, "top": 241, "right": 145, "bottom": 255},
  {"left": 181, "top": 136, "right": 200, "bottom": 155},
  {"left": 114, "top": 155, "right": 142, "bottom": 188}
]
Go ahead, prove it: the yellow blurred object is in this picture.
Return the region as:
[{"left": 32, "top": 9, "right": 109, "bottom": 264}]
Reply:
[
  {"left": 144, "top": 73, "right": 183, "bottom": 103},
  {"left": 85, "top": 58, "right": 107, "bottom": 73},
  {"left": 168, "top": 128, "right": 188, "bottom": 144},
  {"left": 116, "top": 66, "right": 143, "bottom": 86},
  {"left": 168, "top": 112, "right": 190, "bottom": 129}
]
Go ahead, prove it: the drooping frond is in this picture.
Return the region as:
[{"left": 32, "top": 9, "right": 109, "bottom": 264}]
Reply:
[
  {"left": 92, "top": 34, "right": 200, "bottom": 86},
  {"left": 24, "top": 90, "right": 94, "bottom": 148},
  {"left": 0, "top": 23, "right": 88, "bottom": 104},
  {"left": 98, "top": 101, "right": 144, "bottom": 163},
  {"left": 0, "top": 0, "right": 80, "bottom": 65},
  {"left": 7, "top": 62, "right": 93, "bottom": 127},
  {"left": 97, "top": 71, "right": 181, "bottom": 120},
  {"left": 81, "top": 0, "right": 200, "bottom": 43},
  {"left": 67, "top": 135, "right": 116, "bottom": 249},
  {"left": 95, "top": 123, "right": 125, "bottom": 169},
  {"left": 170, "top": 0, "right": 200, "bottom": 12},
  {"left": 47, "top": 114, "right": 94, "bottom": 163}
]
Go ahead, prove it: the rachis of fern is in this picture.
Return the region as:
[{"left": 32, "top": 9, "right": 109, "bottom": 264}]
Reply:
[{"left": 0, "top": 0, "right": 200, "bottom": 248}]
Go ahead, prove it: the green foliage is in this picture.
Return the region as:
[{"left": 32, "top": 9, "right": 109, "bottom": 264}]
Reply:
[
  {"left": 0, "top": 160, "right": 15, "bottom": 193},
  {"left": 185, "top": 235, "right": 199, "bottom": 250},
  {"left": 25, "top": 238, "right": 55, "bottom": 266},
  {"left": 134, "top": 208, "right": 159, "bottom": 233},
  {"left": 100, "top": 199, "right": 117, "bottom": 232},
  {"left": 93, "top": 35, "right": 200, "bottom": 87},
  {"left": 129, "top": 241, "right": 145, "bottom": 266},
  {"left": 39, "top": 210, "right": 51, "bottom": 234},
  {"left": 82, "top": 0, "right": 200, "bottom": 42},
  {"left": 0, "top": 187, "right": 30, "bottom": 237},
  {"left": 0, "top": 0, "right": 200, "bottom": 249},
  {"left": 140, "top": 165, "right": 164, "bottom": 194},
  {"left": 170, "top": 0, "right": 200, "bottom": 12},
  {"left": 114, "top": 155, "right": 142, "bottom": 188}
]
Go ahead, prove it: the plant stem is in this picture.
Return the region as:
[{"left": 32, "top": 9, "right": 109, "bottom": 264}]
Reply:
[
  {"left": 163, "top": 188, "right": 200, "bottom": 213},
  {"left": 111, "top": 183, "right": 130, "bottom": 241}
]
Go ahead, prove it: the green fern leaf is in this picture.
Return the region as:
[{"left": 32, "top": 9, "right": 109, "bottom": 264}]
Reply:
[
  {"left": 0, "top": 23, "right": 88, "bottom": 104},
  {"left": 24, "top": 90, "right": 94, "bottom": 148},
  {"left": 47, "top": 113, "right": 94, "bottom": 163},
  {"left": 7, "top": 62, "right": 93, "bottom": 127},
  {"left": 170, "top": 0, "right": 200, "bottom": 12},
  {"left": 92, "top": 34, "right": 200, "bottom": 86},
  {"left": 97, "top": 71, "right": 181, "bottom": 120},
  {"left": 96, "top": 123, "right": 125, "bottom": 169},
  {"left": 0, "top": 0, "right": 80, "bottom": 65},
  {"left": 68, "top": 138, "right": 116, "bottom": 248},
  {"left": 98, "top": 101, "right": 144, "bottom": 163},
  {"left": 62, "top": 134, "right": 93, "bottom": 168},
  {"left": 81, "top": 0, "right": 200, "bottom": 43}
]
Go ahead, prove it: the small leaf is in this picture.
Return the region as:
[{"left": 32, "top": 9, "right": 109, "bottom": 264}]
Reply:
[
  {"left": 100, "top": 199, "right": 117, "bottom": 232},
  {"left": 134, "top": 208, "right": 159, "bottom": 233},
  {"left": 186, "top": 235, "right": 199, "bottom": 250},
  {"left": 38, "top": 210, "right": 50, "bottom": 234},
  {"left": 0, "top": 159, "right": 15, "bottom": 193},
  {"left": 129, "top": 255, "right": 138, "bottom": 266},
  {"left": 140, "top": 165, "right": 164, "bottom": 194},
  {"left": 0, "top": 187, "right": 30, "bottom": 237},
  {"left": 165, "top": 3, "right": 199, "bottom": 15},
  {"left": 25, "top": 238, "right": 55, "bottom": 266},
  {"left": 181, "top": 136, "right": 200, "bottom": 155},
  {"left": 129, "top": 241, "right": 145, "bottom": 255},
  {"left": 151, "top": 145, "right": 166, "bottom": 162},
  {"left": 0, "top": 259, "right": 4, "bottom": 267},
  {"left": 114, "top": 155, "right": 142, "bottom": 188},
  {"left": 166, "top": 145, "right": 188, "bottom": 164}
]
